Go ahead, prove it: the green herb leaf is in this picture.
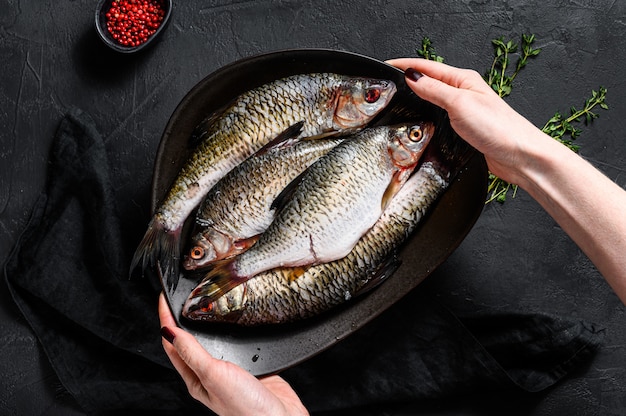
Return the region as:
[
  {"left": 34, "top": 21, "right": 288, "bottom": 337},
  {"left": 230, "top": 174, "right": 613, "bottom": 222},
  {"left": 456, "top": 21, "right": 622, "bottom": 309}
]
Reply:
[
  {"left": 541, "top": 86, "right": 608, "bottom": 147},
  {"left": 484, "top": 33, "right": 540, "bottom": 98},
  {"left": 416, "top": 37, "right": 445, "bottom": 62}
]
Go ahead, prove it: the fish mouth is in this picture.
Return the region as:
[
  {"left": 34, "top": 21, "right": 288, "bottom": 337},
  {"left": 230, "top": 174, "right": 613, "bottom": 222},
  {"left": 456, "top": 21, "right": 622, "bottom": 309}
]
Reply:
[
  {"left": 182, "top": 256, "right": 197, "bottom": 270},
  {"left": 332, "top": 115, "right": 364, "bottom": 130},
  {"left": 182, "top": 295, "right": 213, "bottom": 320}
]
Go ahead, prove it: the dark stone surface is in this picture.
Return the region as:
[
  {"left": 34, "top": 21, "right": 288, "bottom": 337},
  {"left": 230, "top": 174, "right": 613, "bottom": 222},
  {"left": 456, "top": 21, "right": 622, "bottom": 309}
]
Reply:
[{"left": 1, "top": 0, "right": 624, "bottom": 414}]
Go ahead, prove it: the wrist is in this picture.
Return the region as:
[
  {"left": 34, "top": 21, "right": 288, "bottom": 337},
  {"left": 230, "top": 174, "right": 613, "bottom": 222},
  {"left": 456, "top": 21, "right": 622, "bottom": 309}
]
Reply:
[{"left": 513, "top": 129, "right": 579, "bottom": 200}]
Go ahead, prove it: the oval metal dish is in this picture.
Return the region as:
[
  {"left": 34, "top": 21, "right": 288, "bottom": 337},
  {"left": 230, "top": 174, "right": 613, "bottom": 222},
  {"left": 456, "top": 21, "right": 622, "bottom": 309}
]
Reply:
[{"left": 151, "top": 49, "right": 488, "bottom": 376}]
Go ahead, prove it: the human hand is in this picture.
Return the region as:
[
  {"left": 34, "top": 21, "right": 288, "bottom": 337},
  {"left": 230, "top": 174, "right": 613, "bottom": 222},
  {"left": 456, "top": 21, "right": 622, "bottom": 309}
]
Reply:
[
  {"left": 387, "top": 58, "right": 545, "bottom": 186},
  {"left": 388, "top": 59, "right": 626, "bottom": 301},
  {"left": 158, "top": 293, "right": 309, "bottom": 416}
]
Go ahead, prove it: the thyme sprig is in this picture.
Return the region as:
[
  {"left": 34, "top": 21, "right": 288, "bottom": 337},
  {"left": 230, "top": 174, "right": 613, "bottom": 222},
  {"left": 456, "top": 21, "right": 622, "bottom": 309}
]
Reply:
[
  {"left": 416, "top": 37, "right": 445, "bottom": 62},
  {"left": 484, "top": 34, "right": 541, "bottom": 203},
  {"left": 485, "top": 34, "right": 541, "bottom": 98},
  {"left": 541, "top": 86, "right": 609, "bottom": 151},
  {"left": 487, "top": 86, "right": 609, "bottom": 203},
  {"left": 486, "top": 173, "right": 518, "bottom": 204}
]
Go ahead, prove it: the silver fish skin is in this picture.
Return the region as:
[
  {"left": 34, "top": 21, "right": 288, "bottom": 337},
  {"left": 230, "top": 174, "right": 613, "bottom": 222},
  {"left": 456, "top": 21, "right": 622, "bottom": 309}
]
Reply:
[
  {"left": 182, "top": 160, "right": 450, "bottom": 324},
  {"left": 188, "top": 122, "right": 434, "bottom": 302},
  {"left": 183, "top": 137, "right": 344, "bottom": 270},
  {"left": 130, "top": 73, "right": 397, "bottom": 290}
]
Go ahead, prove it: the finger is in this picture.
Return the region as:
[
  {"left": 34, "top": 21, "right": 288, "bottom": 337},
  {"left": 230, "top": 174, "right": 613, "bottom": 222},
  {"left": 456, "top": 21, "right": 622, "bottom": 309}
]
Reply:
[
  {"left": 158, "top": 292, "right": 177, "bottom": 327},
  {"left": 386, "top": 58, "right": 476, "bottom": 88},
  {"left": 386, "top": 58, "right": 457, "bottom": 82},
  {"left": 158, "top": 293, "right": 213, "bottom": 404},
  {"left": 165, "top": 329, "right": 276, "bottom": 413},
  {"left": 389, "top": 60, "right": 495, "bottom": 114},
  {"left": 158, "top": 312, "right": 228, "bottom": 407},
  {"left": 161, "top": 330, "right": 201, "bottom": 385},
  {"left": 169, "top": 328, "right": 216, "bottom": 380},
  {"left": 158, "top": 293, "right": 186, "bottom": 373},
  {"left": 386, "top": 58, "right": 464, "bottom": 110},
  {"left": 403, "top": 68, "right": 466, "bottom": 112},
  {"left": 161, "top": 329, "right": 214, "bottom": 406},
  {"left": 385, "top": 57, "right": 423, "bottom": 70},
  {"left": 388, "top": 58, "right": 494, "bottom": 100},
  {"left": 158, "top": 293, "right": 248, "bottom": 407},
  {"left": 157, "top": 293, "right": 187, "bottom": 373},
  {"left": 158, "top": 295, "right": 296, "bottom": 414}
]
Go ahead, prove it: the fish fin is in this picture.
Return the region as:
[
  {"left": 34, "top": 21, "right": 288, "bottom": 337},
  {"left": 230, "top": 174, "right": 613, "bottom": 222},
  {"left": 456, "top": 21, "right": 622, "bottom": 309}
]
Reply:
[
  {"left": 233, "top": 234, "right": 261, "bottom": 251},
  {"left": 188, "top": 105, "right": 231, "bottom": 148},
  {"left": 270, "top": 168, "right": 307, "bottom": 212},
  {"left": 189, "top": 258, "right": 248, "bottom": 303},
  {"left": 255, "top": 121, "right": 305, "bottom": 156},
  {"left": 286, "top": 266, "right": 310, "bottom": 283},
  {"left": 381, "top": 169, "right": 410, "bottom": 211},
  {"left": 299, "top": 130, "right": 343, "bottom": 141},
  {"left": 130, "top": 217, "right": 182, "bottom": 293},
  {"left": 353, "top": 255, "right": 401, "bottom": 297}
]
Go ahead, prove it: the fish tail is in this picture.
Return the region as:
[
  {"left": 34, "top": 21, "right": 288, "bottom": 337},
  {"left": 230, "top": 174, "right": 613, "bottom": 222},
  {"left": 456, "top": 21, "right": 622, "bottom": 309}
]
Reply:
[
  {"left": 189, "top": 258, "right": 246, "bottom": 303},
  {"left": 130, "top": 217, "right": 182, "bottom": 292}
]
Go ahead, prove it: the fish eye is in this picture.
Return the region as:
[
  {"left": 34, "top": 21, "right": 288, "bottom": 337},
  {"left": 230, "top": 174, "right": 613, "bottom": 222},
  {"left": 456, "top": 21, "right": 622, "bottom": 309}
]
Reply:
[
  {"left": 190, "top": 246, "right": 204, "bottom": 260},
  {"left": 364, "top": 88, "right": 381, "bottom": 103},
  {"left": 409, "top": 126, "right": 423, "bottom": 142}
]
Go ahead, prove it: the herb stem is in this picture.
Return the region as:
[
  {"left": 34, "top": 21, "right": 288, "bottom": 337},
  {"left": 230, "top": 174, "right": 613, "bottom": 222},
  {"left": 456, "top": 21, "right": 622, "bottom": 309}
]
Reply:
[{"left": 497, "top": 48, "right": 509, "bottom": 97}]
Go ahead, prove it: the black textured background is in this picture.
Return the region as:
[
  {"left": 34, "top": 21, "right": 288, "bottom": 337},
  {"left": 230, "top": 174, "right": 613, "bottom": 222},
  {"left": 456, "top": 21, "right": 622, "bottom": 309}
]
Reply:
[{"left": 1, "top": 1, "right": 625, "bottom": 414}]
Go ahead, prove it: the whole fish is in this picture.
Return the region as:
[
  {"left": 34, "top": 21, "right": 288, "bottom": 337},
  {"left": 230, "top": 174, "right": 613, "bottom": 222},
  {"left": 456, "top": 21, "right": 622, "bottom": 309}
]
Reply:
[
  {"left": 183, "top": 137, "right": 344, "bottom": 270},
  {"left": 130, "top": 73, "right": 397, "bottom": 290},
  {"left": 182, "top": 159, "right": 450, "bottom": 324},
  {"left": 189, "top": 122, "right": 434, "bottom": 303}
]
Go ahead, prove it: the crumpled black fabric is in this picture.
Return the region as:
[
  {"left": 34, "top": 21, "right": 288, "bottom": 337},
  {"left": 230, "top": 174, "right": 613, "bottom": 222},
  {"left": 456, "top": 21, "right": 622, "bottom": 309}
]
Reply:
[
  {"left": 284, "top": 290, "right": 604, "bottom": 414},
  {"left": 3, "top": 109, "right": 605, "bottom": 414},
  {"left": 3, "top": 108, "right": 205, "bottom": 414}
]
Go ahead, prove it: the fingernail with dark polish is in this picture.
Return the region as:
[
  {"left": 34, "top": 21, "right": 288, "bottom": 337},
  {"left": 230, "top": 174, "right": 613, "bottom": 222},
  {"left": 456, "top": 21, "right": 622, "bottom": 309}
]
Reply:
[
  {"left": 161, "top": 326, "right": 176, "bottom": 344},
  {"left": 404, "top": 68, "right": 422, "bottom": 82}
]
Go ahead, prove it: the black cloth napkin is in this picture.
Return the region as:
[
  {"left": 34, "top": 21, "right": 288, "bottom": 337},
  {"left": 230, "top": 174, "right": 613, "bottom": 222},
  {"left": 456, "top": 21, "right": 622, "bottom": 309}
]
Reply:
[
  {"left": 285, "top": 291, "right": 603, "bottom": 414},
  {"left": 3, "top": 108, "right": 204, "bottom": 414},
  {"left": 4, "top": 109, "right": 604, "bottom": 414}
]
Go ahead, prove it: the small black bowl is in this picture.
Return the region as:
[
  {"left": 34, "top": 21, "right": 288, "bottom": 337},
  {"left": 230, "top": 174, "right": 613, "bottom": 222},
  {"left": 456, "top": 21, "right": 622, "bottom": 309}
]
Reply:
[{"left": 95, "top": 0, "right": 172, "bottom": 53}]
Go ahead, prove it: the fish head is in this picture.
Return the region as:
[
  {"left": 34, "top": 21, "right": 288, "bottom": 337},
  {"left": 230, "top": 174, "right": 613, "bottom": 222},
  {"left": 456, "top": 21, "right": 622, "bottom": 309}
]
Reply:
[
  {"left": 182, "top": 229, "right": 232, "bottom": 270},
  {"left": 389, "top": 122, "right": 435, "bottom": 169},
  {"left": 332, "top": 78, "right": 397, "bottom": 130},
  {"left": 183, "top": 235, "right": 217, "bottom": 270},
  {"left": 182, "top": 282, "right": 246, "bottom": 323}
]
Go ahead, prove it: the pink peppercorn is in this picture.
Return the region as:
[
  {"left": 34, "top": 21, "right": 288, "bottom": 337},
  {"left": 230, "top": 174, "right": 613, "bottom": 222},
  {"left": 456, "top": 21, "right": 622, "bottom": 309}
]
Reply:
[{"left": 105, "top": 0, "right": 165, "bottom": 47}]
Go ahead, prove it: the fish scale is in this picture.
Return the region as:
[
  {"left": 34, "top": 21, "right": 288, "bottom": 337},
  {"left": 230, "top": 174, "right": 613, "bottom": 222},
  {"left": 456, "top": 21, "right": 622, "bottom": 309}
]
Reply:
[
  {"left": 234, "top": 129, "right": 394, "bottom": 277},
  {"left": 186, "top": 122, "right": 435, "bottom": 302},
  {"left": 183, "top": 160, "right": 451, "bottom": 325},
  {"left": 130, "top": 73, "right": 397, "bottom": 290},
  {"left": 183, "top": 137, "right": 344, "bottom": 270}
]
